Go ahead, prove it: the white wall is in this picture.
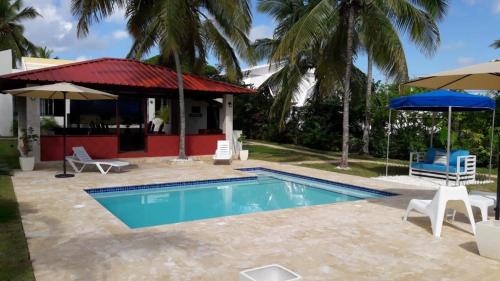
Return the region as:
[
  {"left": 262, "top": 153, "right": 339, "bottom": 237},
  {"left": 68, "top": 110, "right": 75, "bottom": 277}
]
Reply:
[
  {"left": 185, "top": 99, "right": 208, "bottom": 135},
  {"left": 0, "top": 50, "right": 14, "bottom": 136}
]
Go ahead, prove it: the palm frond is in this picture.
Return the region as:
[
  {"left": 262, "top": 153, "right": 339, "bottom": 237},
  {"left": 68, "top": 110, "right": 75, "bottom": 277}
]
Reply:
[{"left": 491, "top": 40, "right": 500, "bottom": 49}]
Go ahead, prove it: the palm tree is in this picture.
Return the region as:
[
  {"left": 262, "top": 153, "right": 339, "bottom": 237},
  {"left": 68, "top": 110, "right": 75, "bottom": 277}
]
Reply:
[
  {"left": 35, "top": 46, "right": 53, "bottom": 58},
  {"left": 491, "top": 40, "right": 500, "bottom": 49},
  {"left": 0, "top": 0, "right": 40, "bottom": 65},
  {"left": 258, "top": 0, "right": 446, "bottom": 167},
  {"left": 72, "top": 0, "right": 252, "bottom": 159}
]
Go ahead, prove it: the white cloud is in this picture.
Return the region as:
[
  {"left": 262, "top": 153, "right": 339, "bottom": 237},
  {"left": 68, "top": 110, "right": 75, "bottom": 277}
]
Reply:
[
  {"left": 457, "top": 56, "right": 475, "bottom": 65},
  {"left": 442, "top": 40, "right": 465, "bottom": 50},
  {"left": 494, "top": 0, "right": 500, "bottom": 13},
  {"left": 75, "top": 56, "right": 89, "bottom": 61},
  {"left": 113, "top": 30, "right": 129, "bottom": 40},
  {"left": 249, "top": 25, "right": 273, "bottom": 41},
  {"left": 21, "top": 0, "right": 118, "bottom": 57},
  {"left": 105, "top": 5, "right": 127, "bottom": 23}
]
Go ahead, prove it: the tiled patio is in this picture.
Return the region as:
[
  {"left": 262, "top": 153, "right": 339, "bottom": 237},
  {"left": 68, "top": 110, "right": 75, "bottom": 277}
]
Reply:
[{"left": 11, "top": 158, "right": 500, "bottom": 281}]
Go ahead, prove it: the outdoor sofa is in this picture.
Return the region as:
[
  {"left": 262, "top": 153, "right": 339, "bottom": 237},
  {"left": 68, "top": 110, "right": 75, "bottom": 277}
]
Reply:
[{"left": 409, "top": 148, "right": 476, "bottom": 185}]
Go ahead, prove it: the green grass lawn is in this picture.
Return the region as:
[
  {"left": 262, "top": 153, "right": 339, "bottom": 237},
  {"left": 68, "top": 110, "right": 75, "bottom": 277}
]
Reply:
[
  {"left": 247, "top": 144, "right": 332, "bottom": 162},
  {"left": 248, "top": 143, "right": 496, "bottom": 192},
  {"left": 0, "top": 138, "right": 34, "bottom": 280},
  {"left": 0, "top": 138, "right": 20, "bottom": 169},
  {"left": 300, "top": 162, "right": 408, "bottom": 178},
  {"left": 0, "top": 176, "right": 35, "bottom": 281}
]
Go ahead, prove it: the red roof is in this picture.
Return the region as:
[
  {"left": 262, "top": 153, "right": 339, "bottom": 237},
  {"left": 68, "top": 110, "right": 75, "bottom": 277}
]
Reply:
[{"left": 0, "top": 58, "right": 254, "bottom": 94}]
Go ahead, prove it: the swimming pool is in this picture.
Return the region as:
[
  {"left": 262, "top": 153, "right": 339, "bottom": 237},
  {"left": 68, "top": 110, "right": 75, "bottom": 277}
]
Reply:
[{"left": 86, "top": 168, "right": 395, "bottom": 228}]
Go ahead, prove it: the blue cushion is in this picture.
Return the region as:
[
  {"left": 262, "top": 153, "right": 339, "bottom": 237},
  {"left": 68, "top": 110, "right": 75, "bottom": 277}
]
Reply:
[
  {"left": 411, "top": 162, "right": 465, "bottom": 173},
  {"left": 449, "top": 149, "right": 469, "bottom": 166},
  {"left": 425, "top": 148, "right": 437, "bottom": 163}
]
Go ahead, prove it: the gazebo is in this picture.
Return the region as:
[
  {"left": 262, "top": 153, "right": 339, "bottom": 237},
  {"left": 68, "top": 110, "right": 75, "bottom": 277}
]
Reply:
[{"left": 385, "top": 90, "right": 496, "bottom": 186}]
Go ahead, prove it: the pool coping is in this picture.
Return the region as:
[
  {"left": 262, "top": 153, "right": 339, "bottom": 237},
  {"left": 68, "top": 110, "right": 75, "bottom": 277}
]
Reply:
[
  {"left": 84, "top": 176, "right": 258, "bottom": 194},
  {"left": 85, "top": 166, "right": 397, "bottom": 198},
  {"left": 238, "top": 167, "right": 398, "bottom": 197}
]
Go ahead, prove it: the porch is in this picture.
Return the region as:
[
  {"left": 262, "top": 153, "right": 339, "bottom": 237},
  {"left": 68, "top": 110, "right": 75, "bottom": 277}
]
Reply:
[{"left": 0, "top": 58, "right": 253, "bottom": 162}]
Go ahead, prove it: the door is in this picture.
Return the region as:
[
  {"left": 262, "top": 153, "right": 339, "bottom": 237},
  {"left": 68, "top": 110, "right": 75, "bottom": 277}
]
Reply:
[{"left": 118, "top": 96, "right": 145, "bottom": 152}]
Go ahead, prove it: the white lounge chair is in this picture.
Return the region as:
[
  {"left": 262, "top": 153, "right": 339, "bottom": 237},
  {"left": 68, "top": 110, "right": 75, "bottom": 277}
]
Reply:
[
  {"left": 66, "top": 146, "right": 129, "bottom": 175},
  {"left": 403, "top": 185, "right": 476, "bottom": 238},
  {"left": 213, "top": 140, "right": 232, "bottom": 164}
]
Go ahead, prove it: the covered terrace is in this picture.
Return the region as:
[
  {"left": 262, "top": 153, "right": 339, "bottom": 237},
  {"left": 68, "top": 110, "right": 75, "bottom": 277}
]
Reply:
[{"left": 0, "top": 58, "right": 253, "bottom": 162}]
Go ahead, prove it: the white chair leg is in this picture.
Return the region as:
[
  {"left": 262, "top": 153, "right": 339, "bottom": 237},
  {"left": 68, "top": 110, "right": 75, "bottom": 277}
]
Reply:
[
  {"left": 95, "top": 164, "right": 106, "bottom": 175},
  {"left": 103, "top": 165, "right": 113, "bottom": 175},
  {"left": 77, "top": 163, "right": 87, "bottom": 173},
  {"left": 431, "top": 204, "right": 447, "bottom": 238},
  {"left": 403, "top": 203, "right": 413, "bottom": 221},
  {"left": 67, "top": 160, "right": 80, "bottom": 173},
  {"left": 463, "top": 199, "right": 476, "bottom": 235},
  {"left": 479, "top": 206, "right": 488, "bottom": 222},
  {"left": 446, "top": 209, "right": 456, "bottom": 222}
]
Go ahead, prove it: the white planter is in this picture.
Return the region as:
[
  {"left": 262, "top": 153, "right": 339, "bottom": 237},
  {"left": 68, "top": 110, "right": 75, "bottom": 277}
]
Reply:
[
  {"left": 476, "top": 220, "right": 500, "bottom": 261},
  {"left": 240, "top": 264, "right": 302, "bottom": 281},
  {"left": 239, "top": 150, "right": 249, "bottom": 161},
  {"left": 19, "top": 156, "right": 35, "bottom": 171}
]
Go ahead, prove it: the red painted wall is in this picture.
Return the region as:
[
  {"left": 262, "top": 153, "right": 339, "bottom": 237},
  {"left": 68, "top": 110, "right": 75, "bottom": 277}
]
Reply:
[
  {"left": 40, "top": 136, "right": 118, "bottom": 161},
  {"left": 40, "top": 134, "right": 225, "bottom": 161},
  {"left": 186, "top": 134, "right": 225, "bottom": 155},
  {"left": 146, "top": 135, "right": 179, "bottom": 157}
]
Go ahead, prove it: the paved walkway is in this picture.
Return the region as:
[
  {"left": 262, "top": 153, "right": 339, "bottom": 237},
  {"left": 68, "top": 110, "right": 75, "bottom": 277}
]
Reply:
[{"left": 11, "top": 159, "right": 500, "bottom": 280}]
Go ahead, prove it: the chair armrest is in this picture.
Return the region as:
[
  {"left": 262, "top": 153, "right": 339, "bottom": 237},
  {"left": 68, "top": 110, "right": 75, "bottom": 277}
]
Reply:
[
  {"left": 457, "top": 155, "right": 476, "bottom": 173},
  {"left": 410, "top": 152, "right": 426, "bottom": 163}
]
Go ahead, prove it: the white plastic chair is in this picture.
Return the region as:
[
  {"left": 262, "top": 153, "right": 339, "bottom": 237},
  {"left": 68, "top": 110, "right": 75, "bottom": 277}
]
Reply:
[
  {"left": 66, "top": 146, "right": 129, "bottom": 175},
  {"left": 403, "top": 185, "right": 476, "bottom": 238},
  {"left": 468, "top": 191, "right": 497, "bottom": 222},
  {"left": 212, "top": 140, "right": 232, "bottom": 164}
]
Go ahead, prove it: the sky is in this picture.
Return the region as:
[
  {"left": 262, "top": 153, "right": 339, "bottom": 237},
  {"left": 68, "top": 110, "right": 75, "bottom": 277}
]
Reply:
[{"left": 22, "top": 0, "right": 500, "bottom": 81}]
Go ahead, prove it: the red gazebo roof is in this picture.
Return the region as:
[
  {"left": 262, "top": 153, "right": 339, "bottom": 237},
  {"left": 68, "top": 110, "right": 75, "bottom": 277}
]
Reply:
[{"left": 0, "top": 58, "right": 254, "bottom": 94}]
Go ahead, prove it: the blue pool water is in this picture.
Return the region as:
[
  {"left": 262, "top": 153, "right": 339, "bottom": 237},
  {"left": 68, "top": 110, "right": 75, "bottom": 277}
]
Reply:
[{"left": 87, "top": 168, "right": 392, "bottom": 228}]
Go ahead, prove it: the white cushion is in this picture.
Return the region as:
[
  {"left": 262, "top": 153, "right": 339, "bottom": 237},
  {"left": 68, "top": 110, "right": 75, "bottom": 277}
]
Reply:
[{"left": 434, "top": 150, "right": 448, "bottom": 165}]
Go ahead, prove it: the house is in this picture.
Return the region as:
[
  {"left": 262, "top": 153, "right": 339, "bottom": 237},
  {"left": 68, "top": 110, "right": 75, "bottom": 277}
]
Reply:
[
  {"left": 0, "top": 50, "right": 75, "bottom": 136},
  {"left": 0, "top": 58, "right": 253, "bottom": 162},
  {"left": 242, "top": 64, "right": 316, "bottom": 107}
]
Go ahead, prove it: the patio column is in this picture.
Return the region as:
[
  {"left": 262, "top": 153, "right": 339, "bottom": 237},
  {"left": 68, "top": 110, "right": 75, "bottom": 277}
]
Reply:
[
  {"left": 221, "top": 94, "right": 234, "bottom": 155},
  {"left": 17, "top": 96, "right": 41, "bottom": 163}
]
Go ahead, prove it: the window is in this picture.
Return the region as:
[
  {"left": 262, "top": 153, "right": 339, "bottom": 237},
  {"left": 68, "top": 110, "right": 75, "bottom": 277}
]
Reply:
[
  {"left": 40, "top": 99, "right": 65, "bottom": 116},
  {"left": 190, "top": 106, "right": 202, "bottom": 117},
  {"left": 67, "top": 100, "right": 117, "bottom": 135}
]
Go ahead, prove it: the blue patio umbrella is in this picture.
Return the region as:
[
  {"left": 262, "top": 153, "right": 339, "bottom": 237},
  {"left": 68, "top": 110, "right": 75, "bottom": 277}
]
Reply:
[{"left": 386, "top": 89, "right": 496, "bottom": 187}]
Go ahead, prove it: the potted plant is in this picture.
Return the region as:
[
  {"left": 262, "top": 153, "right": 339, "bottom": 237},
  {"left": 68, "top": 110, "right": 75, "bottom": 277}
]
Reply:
[
  {"left": 238, "top": 133, "right": 249, "bottom": 161},
  {"left": 18, "top": 127, "right": 38, "bottom": 171},
  {"left": 40, "top": 116, "right": 61, "bottom": 135}
]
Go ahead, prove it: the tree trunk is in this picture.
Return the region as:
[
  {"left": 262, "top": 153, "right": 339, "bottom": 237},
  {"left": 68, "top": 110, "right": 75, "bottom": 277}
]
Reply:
[
  {"left": 173, "top": 50, "right": 187, "bottom": 159},
  {"left": 340, "top": 3, "right": 355, "bottom": 168},
  {"left": 362, "top": 47, "right": 373, "bottom": 155}
]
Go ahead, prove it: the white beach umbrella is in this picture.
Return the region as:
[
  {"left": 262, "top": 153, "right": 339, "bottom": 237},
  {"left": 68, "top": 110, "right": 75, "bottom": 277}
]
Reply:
[
  {"left": 6, "top": 82, "right": 117, "bottom": 178},
  {"left": 403, "top": 60, "right": 500, "bottom": 90}
]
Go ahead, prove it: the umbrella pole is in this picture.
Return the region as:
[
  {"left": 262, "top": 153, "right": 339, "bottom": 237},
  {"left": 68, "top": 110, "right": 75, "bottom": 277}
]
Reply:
[
  {"left": 488, "top": 110, "right": 495, "bottom": 181},
  {"left": 496, "top": 154, "right": 500, "bottom": 220},
  {"left": 55, "top": 92, "right": 74, "bottom": 178},
  {"left": 430, "top": 112, "right": 435, "bottom": 148},
  {"left": 385, "top": 109, "right": 392, "bottom": 177},
  {"left": 446, "top": 106, "right": 451, "bottom": 186}
]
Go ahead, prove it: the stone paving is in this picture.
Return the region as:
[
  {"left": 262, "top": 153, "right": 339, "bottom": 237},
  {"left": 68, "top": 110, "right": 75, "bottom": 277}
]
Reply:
[{"left": 11, "top": 158, "right": 500, "bottom": 281}]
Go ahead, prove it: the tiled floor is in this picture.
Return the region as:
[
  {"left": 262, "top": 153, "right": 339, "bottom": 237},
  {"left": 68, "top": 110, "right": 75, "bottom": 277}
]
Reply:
[{"left": 11, "top": 159, "right": 500, "bottom": 281}]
